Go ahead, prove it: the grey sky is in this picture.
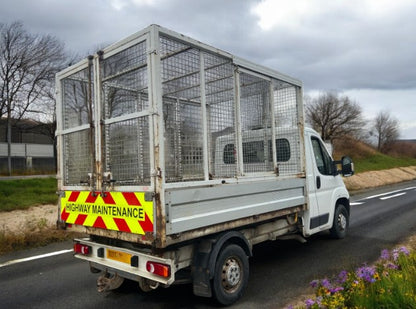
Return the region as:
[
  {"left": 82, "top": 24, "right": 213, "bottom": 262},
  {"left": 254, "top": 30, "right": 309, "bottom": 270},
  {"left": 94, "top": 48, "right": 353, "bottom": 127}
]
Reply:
[{"left": 2, "top": 0, "right": 415, "bottom": 138}]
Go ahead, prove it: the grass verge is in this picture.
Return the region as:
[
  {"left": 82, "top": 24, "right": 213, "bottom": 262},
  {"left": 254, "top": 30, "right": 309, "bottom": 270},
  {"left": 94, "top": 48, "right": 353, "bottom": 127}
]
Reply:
[
  {"left": 0, "top": 219, "right": 80, "bottom": 255},
  {"left": 0, "top": 177, "right": 57, "bottom": 212},
  {"left": 353, "top": 154, "right": 416, "bottom": 174}
]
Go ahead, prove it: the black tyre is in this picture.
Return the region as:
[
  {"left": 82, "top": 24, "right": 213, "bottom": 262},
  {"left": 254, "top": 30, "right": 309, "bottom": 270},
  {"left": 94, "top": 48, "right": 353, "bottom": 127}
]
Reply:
[
  {"left": 330, "top": 204, "right": 349, "bottom": 239},
  {"left": 212, "top": 244, "right": 249, "bottom": 306}
]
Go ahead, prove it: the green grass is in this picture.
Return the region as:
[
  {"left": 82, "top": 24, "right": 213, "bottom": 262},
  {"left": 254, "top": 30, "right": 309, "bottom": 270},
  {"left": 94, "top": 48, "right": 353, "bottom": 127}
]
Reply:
[
  {"left": 0, "top": 178, "right": 58, "bottom": 212},
  {"left": 353, "top": 154, "right": 416, "bottom": 173}
]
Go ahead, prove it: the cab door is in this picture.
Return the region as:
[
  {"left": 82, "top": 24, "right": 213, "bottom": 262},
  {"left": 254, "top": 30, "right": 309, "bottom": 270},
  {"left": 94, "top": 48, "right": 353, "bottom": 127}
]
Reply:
[{"left": 307, "top": 133, "right": 339, "bottom": 231}]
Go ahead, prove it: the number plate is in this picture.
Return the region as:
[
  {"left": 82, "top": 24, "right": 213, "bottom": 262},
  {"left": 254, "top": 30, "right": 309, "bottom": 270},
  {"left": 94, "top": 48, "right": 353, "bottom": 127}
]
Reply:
[{"left": 107, "top": 249, "right": 132, "bottom": 264}]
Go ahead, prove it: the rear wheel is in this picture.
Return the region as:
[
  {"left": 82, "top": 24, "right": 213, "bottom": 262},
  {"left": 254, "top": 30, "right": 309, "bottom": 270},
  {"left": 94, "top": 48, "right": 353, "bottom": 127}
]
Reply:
[
  {"left": 212, "top": 244, "right": 249, "bottom": 306},
  {"left": 330, "top": 204, "right": 349, "bottom": 239}
]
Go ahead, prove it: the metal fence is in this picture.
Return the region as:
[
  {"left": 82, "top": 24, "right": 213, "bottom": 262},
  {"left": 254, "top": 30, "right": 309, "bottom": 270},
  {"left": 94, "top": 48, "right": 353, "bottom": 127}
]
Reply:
[{"left": 0, "top": 143, "right": 55, "bottom": 173}]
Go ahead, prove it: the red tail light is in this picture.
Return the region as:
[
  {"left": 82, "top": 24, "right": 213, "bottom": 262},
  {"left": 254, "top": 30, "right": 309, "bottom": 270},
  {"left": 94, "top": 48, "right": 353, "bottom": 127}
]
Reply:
[
  {"left": 146, "top": 261, "right": 170, "bottom": 277},
  {"left": 74, "top": 243, "right": 91, "bottom": 255}
]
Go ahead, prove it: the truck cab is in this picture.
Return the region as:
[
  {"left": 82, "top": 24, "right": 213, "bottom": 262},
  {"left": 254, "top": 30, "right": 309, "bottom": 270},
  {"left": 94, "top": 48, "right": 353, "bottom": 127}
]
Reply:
[
  {"left": 303, "top": 127, "right": 352, "bottom": 238},
  {"left": 213, "top": 126, "right": 353, "bottom": 239}
]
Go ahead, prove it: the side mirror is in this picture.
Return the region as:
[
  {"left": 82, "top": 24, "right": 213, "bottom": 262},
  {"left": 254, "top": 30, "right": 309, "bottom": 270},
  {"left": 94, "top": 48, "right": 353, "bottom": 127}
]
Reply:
[
  {"left": 332, "top": 156, "right": 354, "bottom": 177},
  {"left": 341, "top": 156, "right": 354, "bottom": 177}
]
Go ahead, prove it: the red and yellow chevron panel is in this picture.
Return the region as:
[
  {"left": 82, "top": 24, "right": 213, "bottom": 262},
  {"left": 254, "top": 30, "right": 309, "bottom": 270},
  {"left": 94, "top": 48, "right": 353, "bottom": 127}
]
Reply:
[{"left": 60, "top": 191, "right": 153, "bottom": 235}]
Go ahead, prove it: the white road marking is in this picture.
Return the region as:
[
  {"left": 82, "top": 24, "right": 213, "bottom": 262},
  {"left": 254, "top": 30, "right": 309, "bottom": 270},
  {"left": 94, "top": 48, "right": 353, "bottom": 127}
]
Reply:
[
  {"left": 351, "top": 186, "right": 415, "bottom": 206},
  {"left": 363, "top": 187, "right": 416, "bottom": 200},
  {"left": 0, "top": 249, "right": 72, "bottom": 268},
  {"left": 380, "top": 192, "right": 407, "bottom": 200}
]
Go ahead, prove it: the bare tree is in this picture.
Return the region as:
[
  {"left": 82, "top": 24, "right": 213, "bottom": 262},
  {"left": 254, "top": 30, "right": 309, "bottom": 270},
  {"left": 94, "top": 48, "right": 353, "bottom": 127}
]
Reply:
[
  {"left": 0, "top": 21, "right": 67, "bottom": 175},
  {"left": 305, "top": 92, "right": 364, "bottom": 142},
  {"left": 372, "top": 110, "right": 399, "bottom": 151}
]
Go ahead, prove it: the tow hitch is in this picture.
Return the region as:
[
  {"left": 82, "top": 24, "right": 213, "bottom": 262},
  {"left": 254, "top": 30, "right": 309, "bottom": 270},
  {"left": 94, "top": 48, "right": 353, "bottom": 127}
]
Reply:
[{"left": 97, "top": 272, "right": 124, "bottom": 292}]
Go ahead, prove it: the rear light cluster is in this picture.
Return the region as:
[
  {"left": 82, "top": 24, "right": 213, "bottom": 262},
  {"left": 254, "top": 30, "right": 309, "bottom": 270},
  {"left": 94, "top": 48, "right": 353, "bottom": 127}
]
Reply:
[
  {"left": 74, "top": 243, "right": 91, "bottom": 255},
  {"left": 146, "top": 261, "right": 170, "bottom": 278}
]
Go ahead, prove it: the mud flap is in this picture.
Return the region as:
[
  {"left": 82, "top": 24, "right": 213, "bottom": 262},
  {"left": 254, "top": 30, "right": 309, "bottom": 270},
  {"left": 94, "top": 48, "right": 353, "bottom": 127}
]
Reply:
[{"left": 192, "top": 240, "right": 214, "bottom": 297}]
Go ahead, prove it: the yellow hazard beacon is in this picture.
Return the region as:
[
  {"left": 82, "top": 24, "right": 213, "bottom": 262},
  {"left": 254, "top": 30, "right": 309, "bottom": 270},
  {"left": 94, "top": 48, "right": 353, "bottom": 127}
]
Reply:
[{"left": 55, "top": 24, "right": 353, "bottom": 306}]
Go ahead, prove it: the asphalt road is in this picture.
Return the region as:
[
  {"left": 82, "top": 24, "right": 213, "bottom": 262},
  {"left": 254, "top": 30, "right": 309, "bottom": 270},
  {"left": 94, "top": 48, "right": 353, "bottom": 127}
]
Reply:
[{"left": 1, "top": 181, "right": 415, "bottom": 309}]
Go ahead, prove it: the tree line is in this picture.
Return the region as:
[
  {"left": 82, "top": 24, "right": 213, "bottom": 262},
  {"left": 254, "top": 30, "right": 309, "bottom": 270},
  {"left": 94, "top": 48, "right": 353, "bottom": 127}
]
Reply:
[
  {"left": 0, "top": 21, "right": 403, "bottom": 175},
  {"left": 305, "top": 92, "right": 400, "bottom": 152},
  {"left": 0, "top": 21, "right": 70, "bottom": 175}
]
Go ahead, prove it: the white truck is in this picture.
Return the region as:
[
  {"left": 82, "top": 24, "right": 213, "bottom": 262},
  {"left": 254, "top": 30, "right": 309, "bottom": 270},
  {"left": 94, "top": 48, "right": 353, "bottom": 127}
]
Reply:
[{"left": 55, "top": 25, "right": 354, "bottom": 305}]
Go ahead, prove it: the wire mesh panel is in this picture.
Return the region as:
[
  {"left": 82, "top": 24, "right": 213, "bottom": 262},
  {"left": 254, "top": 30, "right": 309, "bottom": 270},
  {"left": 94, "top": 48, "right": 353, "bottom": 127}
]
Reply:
[
  {"left": 106, "top": 118, "right": 150, "bottom": 184},
  {"left": 204, "top": 52, "right": 236, "bottom": 178},
  {"left": 61, "top": 67, "right": 94, "bottom": 185},
  {"left": 163, "top": 98, "right": 204, "bottom": 182},
  {"left": 239, "top": 72, "right": 273, "bottom": 174},
  {"left": 63, "top": 130, "right": 92, "bottom": 185},
  {"left": 160, "top": 36, "right": 204, "bottom": 182},
  {"left": 62, "top": 67, "right": 93, "bottom": 129},
  {"left": 102, "top": 41, "right": 151, "bottom": 185},
  {"left": 273, "top": 81, "right": 302, "bottom": 175}
]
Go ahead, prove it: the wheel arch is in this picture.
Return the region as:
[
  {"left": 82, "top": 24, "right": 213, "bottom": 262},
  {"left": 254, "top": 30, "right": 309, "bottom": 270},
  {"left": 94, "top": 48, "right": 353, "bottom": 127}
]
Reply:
[
  {"left": 192, "top": 230, "right": 252, "bottom": 298},
  {"left": 336, "top": 197, "right": 350, "bottom": 216},
  {"left": 207, "top": 231, "right": 252, "bottom": 278}
]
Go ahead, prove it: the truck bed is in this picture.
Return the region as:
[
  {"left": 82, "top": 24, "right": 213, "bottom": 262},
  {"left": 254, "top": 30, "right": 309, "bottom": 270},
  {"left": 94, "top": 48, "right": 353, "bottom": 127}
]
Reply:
[{"left": 56, "top": 24, "right": 306, "bottom": 249}]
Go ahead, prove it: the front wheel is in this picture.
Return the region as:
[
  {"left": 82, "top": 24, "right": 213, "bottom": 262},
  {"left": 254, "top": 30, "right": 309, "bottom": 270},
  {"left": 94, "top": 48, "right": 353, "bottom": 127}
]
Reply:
[
  {"left": 212, "top": 244, "right": 249, "bottom": 306},
  {"left": 330, "top": 204, "right": 349, "bottom": 239}
]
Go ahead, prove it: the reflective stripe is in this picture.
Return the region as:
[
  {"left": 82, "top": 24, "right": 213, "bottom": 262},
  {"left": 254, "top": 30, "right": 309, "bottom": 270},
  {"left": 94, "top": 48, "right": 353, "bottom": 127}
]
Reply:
[{"left": 61, "top": 191, "right": 153, "bottom": 235}]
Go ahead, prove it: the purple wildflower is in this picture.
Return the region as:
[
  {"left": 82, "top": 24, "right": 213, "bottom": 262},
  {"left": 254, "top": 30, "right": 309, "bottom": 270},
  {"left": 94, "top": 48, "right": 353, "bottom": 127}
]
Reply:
[
  {"left": 380, "top": 249, "right": 390, "bottom": 260},
  {"left": 305, "top": 298, "right": 315, "bottom": 308},
  {"left": 356, "top": 265, "right": 376, "bottom": 283},
  {"left": 337, "top": 270, "right": 348, "bottom": 284},
  {"left": 392, "top": 246, "right": 410, "bottom": 261},
  {"left": 399, "top": 246, "right": 410, "bottom": 256},
  {"left": 310, "top": 279, "right": 319, "bottom": 289},
  {"left": 330, "top": 286, "right": 344, "bottom": 293},
  {"left": 386, "top": 262, "right": 399, "bottom": 270},
  {"left": 321, "top": 278, "right": 331, "bottom": 289}
]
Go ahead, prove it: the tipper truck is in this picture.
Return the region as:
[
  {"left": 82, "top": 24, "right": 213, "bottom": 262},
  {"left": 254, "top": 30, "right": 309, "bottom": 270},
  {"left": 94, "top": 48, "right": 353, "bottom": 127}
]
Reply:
[{"left": 55, "top": 24, "right": 354, "bottom": 305}]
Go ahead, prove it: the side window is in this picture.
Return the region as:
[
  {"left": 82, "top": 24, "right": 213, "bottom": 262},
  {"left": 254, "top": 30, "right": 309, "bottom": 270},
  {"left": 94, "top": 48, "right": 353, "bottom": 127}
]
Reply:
[
  {"left": 242, "top": 141, "right": 264, "bottom": 163},
  {"left": 224, "top": 138, "right": 291, "bottom": 165},
  {"left": 311, "top": 137, "right": 333, "bottom": 175},
  {"left": 270, "top": 138, "right": 291, "bottom": 162},
  {"left": 223, "top": 144, "right": 235, "bottom": 164},
  {"left": 223, "top": 141, "right": 265, "bottom": 164}
]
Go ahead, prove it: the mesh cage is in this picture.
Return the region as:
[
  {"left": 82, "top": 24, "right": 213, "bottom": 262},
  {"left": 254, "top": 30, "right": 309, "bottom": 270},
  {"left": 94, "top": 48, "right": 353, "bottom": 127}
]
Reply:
[
  {"left": 102, "top": 41, "right": 151, "bottom": 185},
  {"left": 239, "top": 72, "right": 273, "bottom": 174},
  {"left": 62, "top": 67, "right": 93, "bottom": 130},
  {"left": 159, "top": 34, "right": 303, "bottom": 181},
  {"left": 63, "top": 130, "right": 92, "bottom": 185},
  {"left": 160, "top": 36, "right": 204, "bottom": 182},
  {"left": 58, "top": 27, "right": 303, "bottom": 188},
  {"left": 273, "top": 82, "right": 302, "bottom": 175},
  {"left": 163, "top": 98, "right": 204, "bottom": 182},
  {"left": 61, "top": 67, "right": 94, "bottom": 185},
  {"left": 106, "top": 118, "right": 150, "bottom": 184},
  {"left": 205, "top": 53, "right": 236, "bottom": 178}
]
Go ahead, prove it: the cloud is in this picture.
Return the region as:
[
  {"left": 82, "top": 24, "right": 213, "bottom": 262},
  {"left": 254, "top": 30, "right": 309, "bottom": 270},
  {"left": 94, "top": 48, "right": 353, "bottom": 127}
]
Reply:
[{"left": 0, "top": 0, "right": 415, "bottom": 137}]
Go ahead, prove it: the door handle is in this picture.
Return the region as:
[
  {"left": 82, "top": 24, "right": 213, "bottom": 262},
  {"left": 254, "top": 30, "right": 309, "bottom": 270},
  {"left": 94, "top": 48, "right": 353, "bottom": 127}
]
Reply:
[{"left": 316, "top": 176, "right": 321, "bottom": 189}]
